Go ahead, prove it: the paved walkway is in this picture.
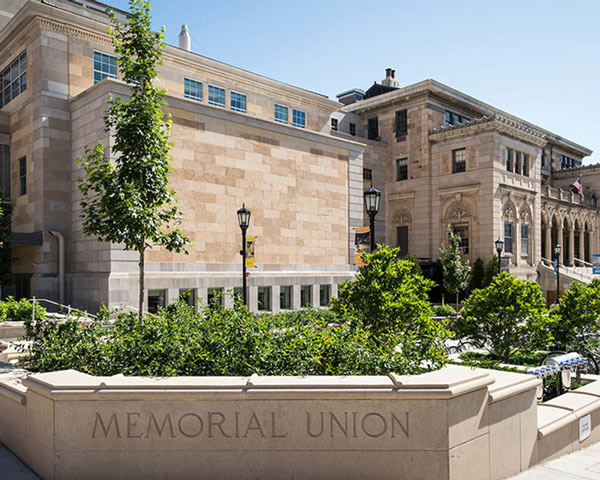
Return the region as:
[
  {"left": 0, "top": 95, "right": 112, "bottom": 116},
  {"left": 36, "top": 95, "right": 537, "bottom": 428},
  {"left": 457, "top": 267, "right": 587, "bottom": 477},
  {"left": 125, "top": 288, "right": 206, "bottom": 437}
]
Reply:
[
  {"left": 0, "top": 443, "right": 40, "bottom": 479},
  {"left": 509, "top": 441, "right": 600, "bottom": 479}
]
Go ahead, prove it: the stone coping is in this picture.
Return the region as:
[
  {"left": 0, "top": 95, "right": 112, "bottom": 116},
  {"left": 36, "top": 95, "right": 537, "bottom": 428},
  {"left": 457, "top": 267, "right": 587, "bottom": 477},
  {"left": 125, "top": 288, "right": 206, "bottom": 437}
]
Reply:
[{"left": 485, "top": 369, "right": 542, "bottom": 403}]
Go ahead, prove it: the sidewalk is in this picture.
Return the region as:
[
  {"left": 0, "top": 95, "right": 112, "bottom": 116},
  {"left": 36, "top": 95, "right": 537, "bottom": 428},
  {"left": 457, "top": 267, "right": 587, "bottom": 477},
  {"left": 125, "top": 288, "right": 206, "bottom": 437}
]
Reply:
[
  {"left": 509, "top": 441, "right": 600, "bottom": 479},
  {"left": 0, "top": 443, "right": 40, "bottom": 479}
]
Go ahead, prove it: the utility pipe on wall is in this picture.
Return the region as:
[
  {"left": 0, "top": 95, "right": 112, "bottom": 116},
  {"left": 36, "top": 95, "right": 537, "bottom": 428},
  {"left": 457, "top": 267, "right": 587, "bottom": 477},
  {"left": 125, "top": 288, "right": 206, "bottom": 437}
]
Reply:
[{"left": 48, "top": 230, "right": 64, "bottom": 305}]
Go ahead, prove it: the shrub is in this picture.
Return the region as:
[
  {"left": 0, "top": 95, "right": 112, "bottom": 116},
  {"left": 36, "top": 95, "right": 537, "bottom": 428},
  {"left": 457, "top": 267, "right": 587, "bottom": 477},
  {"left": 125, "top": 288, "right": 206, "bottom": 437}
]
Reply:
[
  {"left": 551, "top": 279, "right": 600, "bottom": 349},
  {"left": 0, "top": 297, "right": 46, "bottom": 323},
  {"left": 469, "top": 258, "right": 485, "bottom": 292},
  {"left": 457, "top": 272, "right": 551, "bottom": 361},
  {"left": 482, "top": 255, "right": 499, "bottom": 288},
  {"left": 432, "top": 304, "right": 456, "bottom": 317}
]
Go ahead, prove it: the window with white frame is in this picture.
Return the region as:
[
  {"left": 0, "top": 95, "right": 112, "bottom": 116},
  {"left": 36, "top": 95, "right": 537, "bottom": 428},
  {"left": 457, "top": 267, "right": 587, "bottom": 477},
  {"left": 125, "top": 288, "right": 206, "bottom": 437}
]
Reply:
[
  {"left": 208, "top": 85, "right": 226, "bottom": 107},
  {"left": 230, "top": 91, "right": 246, "bottom": 112},
  {"left": 452, "top": 148, "right": 466, "bottom": 173},
  {"left": 93, "top": 51, "right": 117, "bottom": 84},
  {"left": 396, "top": 158, "right": 408, "bottom": 181},
  {"left": 504, "top": 221, "right": 513, "bottom": 254},
  {"left": 184, "top": 78, "right": 202, "bottom": 101},
  {"left": 292, "top": 109, "right": 306, "bottom": 128},
  {"left": 1, "top": 51, "right": 27, "bottom": 107},
  {"left": 521, "top": 223, "right": 529, "bottom": 255},
  {"left": 274, "top": 104, "right": 288, "bottom": 123}
]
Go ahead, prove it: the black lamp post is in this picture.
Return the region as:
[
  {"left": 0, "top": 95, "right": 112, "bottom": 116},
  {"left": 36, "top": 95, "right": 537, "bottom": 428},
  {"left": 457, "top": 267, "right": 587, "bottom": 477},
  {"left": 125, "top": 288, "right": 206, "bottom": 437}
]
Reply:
[
  {"left": 364, "top": 184, "right": 381, "bottom": 252},
  {"left": 237, "top": 204, "right": 251, "bottom": 307},
  {"left": 494, "top": 238, "right": 504, "bottom": 275},
  {"left": 554, "top": 243, "right": 562, "bottom": 302}
]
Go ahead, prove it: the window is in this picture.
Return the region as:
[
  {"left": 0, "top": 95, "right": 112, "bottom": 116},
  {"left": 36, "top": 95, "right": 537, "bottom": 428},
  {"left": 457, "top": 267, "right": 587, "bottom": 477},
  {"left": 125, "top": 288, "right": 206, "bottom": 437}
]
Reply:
[
  {"left": 300, "top": 285, "right": 312, "bottom": 307},
  {"left": 18, "top": 156, "right": 26, "bottom": 196},
  {"left": 208, "top": 85, "right": 225, "bottom": 107},
  {"left": 363, "top": 168, "right": 372, "bottom": 181},
  {"left": 452, "top": 223, "right": 469, "bottom": 254},
  {"left": 506, "top": 148, "right": 513, "bottom": 172},
  {"left": 349, "top": 123, "right": 356, "bottom": 136},
  {"left": 367, "top": 117, "right": 378, "bottom": 140},
  {"left": 258, "top": 286, "right": 271, "bottom": 311},
  {"left": 148, "top": 289, "right": 166, "bottom": 313},
  {"left": 319, "top": 285, "right": 331, "bottom": 307},
  {"left": 522, "top": 154, "right": 529, "bottom": 176},
  {"left": 396, "top": 158, "right": 408, "bottom": 181},
  {"left": 274, "top": 104, "right": 288, "bottom": 123},
  {"left": 395, "top": 109, "right": 408, "bottom": 138},
  {"left": 452, "top": 148, "right": 466, "bottom": 173},
  {"left": 93, "top": 51, "right": 117, "bottom": 84},
  {"left": 397, "top": 226, "right": 408, "bottom": 257},
  {"left": 1, "top": 51, "right": 27, "bottom": 107},
  {"left": 179, "top": 289, "right": 196, "bottom": 309},
  {"left": 230, "top": 91, "right": 246, "bottom": 112},
  {"left": 184, "top": 78, "right": 202, "bottom": 101},
  {"left": 331, "top": 118, "right": 338, "bottom": 131},
  {"left": 233, "top": 287, "right": 243, "bottom": 302},
  {"left": 207, "top": 287, "right": 224, "bottom": 307},
  {"left": 504, "top": 221, "right": 513, "bottom": 254},
  {"left": 541, "top": 149, "right": 546, "bottom": 167},
  {"left": 280, "top": 285, "right": 292, "bottom": 310},
  {"left": 521, "top": 223, "right": 529, "bottom": 255},
  {"left": 444, "top": 110, "right": 469, "bottom": 126},
  {"left": 292, "top": 109, "right": 306, "bottom": 128},
  {"left": 0, "top": 145, "right": 9, "bottom": 200},
  {"left": 514, "top": 151, "right": 521, "bottom": 175},
  {"left": 560, "top": 154, "right": 575, "bottom": 169}
]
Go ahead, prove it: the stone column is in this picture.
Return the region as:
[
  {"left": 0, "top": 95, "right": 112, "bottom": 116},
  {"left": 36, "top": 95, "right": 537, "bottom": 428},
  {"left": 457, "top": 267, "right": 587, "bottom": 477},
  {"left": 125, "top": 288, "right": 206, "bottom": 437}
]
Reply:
[
  {"left": 544, "top": 225, "right": 552, "bottom": 260},
  {"left": 578, "top": 230, "right": 585, "bottom": 265},
  {"left": 568, "top": 228, "right": 575, "bottom": 267}
]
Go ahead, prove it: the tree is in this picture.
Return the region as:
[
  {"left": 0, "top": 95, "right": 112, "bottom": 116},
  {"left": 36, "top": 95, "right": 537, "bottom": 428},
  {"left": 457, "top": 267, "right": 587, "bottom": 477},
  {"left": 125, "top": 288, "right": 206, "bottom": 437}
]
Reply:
[
  {"left": 0, "top": 202, "right": 12, "bottom": 297},
  {"left": 439, "top": 226, "right": 470, "bottom": 309},
  {"left": 404, "top": 251, "right": 422, "bottom": 276},
  {"left": 468, "top": 257, "right": 485, "bottom": 292},
  {"left": 457, "top": 272, "right": 551, "bottom": 361},
  {"left": 78, "top": 0, "right": 190, "bottom": 320},
  {"left": 482, "top": 255, "right": 499, "bottom": 288}
]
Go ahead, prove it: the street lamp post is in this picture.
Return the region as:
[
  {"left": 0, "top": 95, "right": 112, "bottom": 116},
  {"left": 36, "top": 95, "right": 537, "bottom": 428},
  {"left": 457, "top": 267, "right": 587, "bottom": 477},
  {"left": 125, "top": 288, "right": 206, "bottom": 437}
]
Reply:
[
  {"left": 554, "top": 244, "right": 562, "bottom": 303},
  {"left": 364, "top": 184, "right": 381, "bottom": 252},
  {"left": 237, "top": 204, "right": 251, "bottom": 307},
  {"left": 494, "top": 238, "right": 504, "bottom": 275}
]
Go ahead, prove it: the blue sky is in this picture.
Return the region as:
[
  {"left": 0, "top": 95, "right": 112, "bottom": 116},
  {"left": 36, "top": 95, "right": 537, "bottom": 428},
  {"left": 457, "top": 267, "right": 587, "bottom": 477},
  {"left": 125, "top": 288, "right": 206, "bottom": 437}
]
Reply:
[{"left": 107, "top": 0, "right": 600, "bottom": 165}]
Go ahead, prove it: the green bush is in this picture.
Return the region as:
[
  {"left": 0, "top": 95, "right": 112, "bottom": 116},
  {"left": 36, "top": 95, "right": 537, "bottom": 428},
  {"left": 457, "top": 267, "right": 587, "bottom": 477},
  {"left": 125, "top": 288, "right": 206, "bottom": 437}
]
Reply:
[
  {"left": 432, "top": 304, "right": 456, "bottom": 317},
  {"left": 0, "top": 297, "right": 46, "bottom": 323},
  {"left": 469, "top": 258, "right": 485, "bottom": 292},
  {"left": 456, "top": 272, "right": 551, "bottom": 361},
  {"left": 551, "top": 279, "right": 600, "bottom": 349},
  {"left": 482, "top": 255, "right": 499, "bottom": 288}
]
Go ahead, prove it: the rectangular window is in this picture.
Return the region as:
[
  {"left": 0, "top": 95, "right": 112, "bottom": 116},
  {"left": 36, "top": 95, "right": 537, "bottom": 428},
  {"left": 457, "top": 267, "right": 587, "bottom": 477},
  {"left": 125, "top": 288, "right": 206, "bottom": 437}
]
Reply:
[
  {"left": 1, "top": 51, "right": 27, "bottom": 107},
  {"left": 349, "top": 123, "right": 356, "bottom": 136},
  {"left": 208, "top": 85, "right": 225, "bottom": 107},
  {"left": 560, "top": 154, "right": 575, "bottom": 169},
  {"left": 258, "top": 286, "right": 271, "bottom": 311},
  {"left": 514, "top": 151, "right": 521, "bottom": 175},
  {"left": 363, "top": 168, "right": 372, "bottom": 181},
  {"left": 541, "top": 149, "right": 546, "bottom": 167},
  {"left": 506, "top": 148, "right": 513, "bottom": 172},
  {"left": 280, "top": 285, "right": 292, "bottom": 310},
  {"left": 445, "top": 110, "right": 469, "bottom": 126},
  {"left": 319, "top": 285, "right": 331, "bottom": 307},
  {"left": 178, "top": 288, "right": 196, "bottom": 309},
  {"left": 452, "top": 223, "right": 469, "bottom": 254},
  {"left": 18, "top": 156, "right": 26, "bottom": 196},
  {"left": 184, "top": 78, "right": 202, "bottom": 101},
  {"left": 274, "top": 104, "right": 288, "bottom": 123},
  {"left": 292, "top": 109, "right": 306, "bottom": 128},
  {"left": 0, "top": 145, "right": 9, "bottom": 200},
  {"left": 521, "top": 223, "right": 529, "bottom": 255},
  {"left": 395, "top": 109, "right": 408, "bottom": 138},
  {"left": 522, "top": 154, "right": 529, "bottom": 176},
  {"left": 207, "top": 287, "right": 224, "bottom": 307},
  {"left": 452, "top": 148, "right": 466, "bottom": 173},
  {"left": 230, "top": 91, "right": 246, "bottom": 112},
  {"left": 367, "top": 117, "right": 378, "bottom": 140},
  {"left": 445, "top": 111, "right": 452, "bottom": 126},
  {"left": 331, "top": 118, "right": 338, "bottom": 131},
  {"left": 300, "top": 285, "right": 312, "bottom": 307},
  {"left": 396, "top": 158, "right": 408, "bottom": 181},
  {"left": 397, "top": 226, "right": 408, "bottom": 257},
  {"left": 233, "top": 287, "right": 242, "bottom": 302},
  {"left": 93, "top": 51, "right": 117, "bottom": 84},
  {"left": 147, "top": 289, "right": 166, "bottom": 313},
  {"left": 504, "top": 221, "right": 513, "bottom": 254}
]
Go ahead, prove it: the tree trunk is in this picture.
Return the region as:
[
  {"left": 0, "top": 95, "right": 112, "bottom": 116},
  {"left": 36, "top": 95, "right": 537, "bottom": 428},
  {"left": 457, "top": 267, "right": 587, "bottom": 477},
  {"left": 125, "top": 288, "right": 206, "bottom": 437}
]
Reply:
[
  {"left": 455, "top": 292, "right": 459, "bottom": 312},
  {"left": 138, "top": 243, "right": 145, "bottom": 322}
]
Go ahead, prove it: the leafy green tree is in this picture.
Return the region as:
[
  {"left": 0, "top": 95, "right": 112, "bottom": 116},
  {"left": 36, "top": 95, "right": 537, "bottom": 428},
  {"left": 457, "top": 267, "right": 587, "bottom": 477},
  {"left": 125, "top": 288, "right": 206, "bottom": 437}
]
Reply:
[
  {"left": 551, "top": 279, "right": 600, "bottom": 349},
  {"left": 0, "top": 202, "right": 12, "bottom": 296},
  {"left": 439, "top": 227, "right": 470, "bottom": 309},
  {"left": 457, "top": 272, "right": 551, "bottom": 361},
  {"left": 469, "top": 257, "right": 485, "bottom": 292},
  {"left": 405, "top": 251, "right": 422, "bottom": 276},
  {"left": 78, "top": 0, "right": 190, "bottom": 319},
  {"left": 482, "top": 255, "right": 499, "bottom": 288}
]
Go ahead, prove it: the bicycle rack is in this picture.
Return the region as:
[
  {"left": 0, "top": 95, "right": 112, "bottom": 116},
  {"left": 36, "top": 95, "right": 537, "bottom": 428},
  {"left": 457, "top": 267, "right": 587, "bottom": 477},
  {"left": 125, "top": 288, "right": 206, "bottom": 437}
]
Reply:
[{"left": 525, "top": 353, "right": 586, "bottom": 400}]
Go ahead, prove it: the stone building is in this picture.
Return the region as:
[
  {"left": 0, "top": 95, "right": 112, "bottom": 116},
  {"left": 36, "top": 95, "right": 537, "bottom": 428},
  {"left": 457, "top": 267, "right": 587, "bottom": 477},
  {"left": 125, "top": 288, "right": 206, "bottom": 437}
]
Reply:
[{"left": 0, "top": 0, "right": 597, "bottom": 312}]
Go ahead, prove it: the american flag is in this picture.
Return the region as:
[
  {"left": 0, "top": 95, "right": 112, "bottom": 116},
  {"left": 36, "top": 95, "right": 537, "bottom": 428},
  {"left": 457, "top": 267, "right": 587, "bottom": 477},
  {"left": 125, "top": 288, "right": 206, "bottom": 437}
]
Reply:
[{"left": 572, "top": 177, "right": 583, "bottom": 196}]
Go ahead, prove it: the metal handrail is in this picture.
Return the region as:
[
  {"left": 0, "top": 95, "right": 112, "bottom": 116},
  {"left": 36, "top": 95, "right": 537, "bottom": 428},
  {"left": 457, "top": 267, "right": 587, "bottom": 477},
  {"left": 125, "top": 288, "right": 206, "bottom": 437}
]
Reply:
[
  {"left": 30, "top": 297, "right": 97, "bottom": 320},
  {"left": 574, "top": 257, "right": 593, "bottom": 268}
]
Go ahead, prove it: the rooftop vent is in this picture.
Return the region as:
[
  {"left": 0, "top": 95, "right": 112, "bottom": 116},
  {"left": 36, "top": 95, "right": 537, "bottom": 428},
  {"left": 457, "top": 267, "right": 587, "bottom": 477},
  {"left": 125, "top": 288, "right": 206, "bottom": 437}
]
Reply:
[{"left": 178, "top": 25, "right": 191, "bottom": 51}]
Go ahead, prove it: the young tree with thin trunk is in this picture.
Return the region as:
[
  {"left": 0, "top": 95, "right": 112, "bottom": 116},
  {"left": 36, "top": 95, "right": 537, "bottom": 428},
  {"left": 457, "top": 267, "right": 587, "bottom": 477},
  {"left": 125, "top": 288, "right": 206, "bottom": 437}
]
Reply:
[
  {"left": 439, "top": 226, "right": 470, "bottom": 310},
  {"left": 78, "top": 0, "right": 190, "bottom": 320}
]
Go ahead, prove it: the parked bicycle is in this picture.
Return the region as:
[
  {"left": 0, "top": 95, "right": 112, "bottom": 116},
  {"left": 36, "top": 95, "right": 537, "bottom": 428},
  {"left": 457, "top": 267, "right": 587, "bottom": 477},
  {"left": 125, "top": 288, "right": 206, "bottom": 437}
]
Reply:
[{"left": 542, "top": 332, "right": 600, "bottom": 375}]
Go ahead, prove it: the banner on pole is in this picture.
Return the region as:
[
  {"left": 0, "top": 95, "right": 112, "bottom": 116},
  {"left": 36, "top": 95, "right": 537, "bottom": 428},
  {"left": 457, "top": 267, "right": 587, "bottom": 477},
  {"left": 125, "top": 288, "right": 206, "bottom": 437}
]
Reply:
[
  {"left": 246, "top": 236, "right": 256, "bottom": 268},
  {"left": 593, "top": 254, "right": 600, "bottom": 275},
  {"left": 354, "top": 227, "right": 370, "bottom": 266}
]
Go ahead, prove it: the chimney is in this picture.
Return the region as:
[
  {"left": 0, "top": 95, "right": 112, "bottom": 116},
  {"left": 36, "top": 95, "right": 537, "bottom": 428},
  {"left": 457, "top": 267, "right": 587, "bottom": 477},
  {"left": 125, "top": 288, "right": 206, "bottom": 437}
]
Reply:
[
  {"left": 382, "top": 67, "right": 400, "bottom": 88},
  {"left": 178, "top": 25, "right": 191, "bottom": 51}
]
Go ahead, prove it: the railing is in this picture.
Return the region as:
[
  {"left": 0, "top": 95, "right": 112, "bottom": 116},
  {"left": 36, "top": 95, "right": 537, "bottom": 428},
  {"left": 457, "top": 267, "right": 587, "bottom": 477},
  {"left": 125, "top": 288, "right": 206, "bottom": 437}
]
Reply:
[
  {"left": 574, "top": 257, "right": 593, "bottom": 268},
  {"left": 542, "top": 185, "right": 598, "bottom": 208},
  {"left": 539, "top": 260, "right": 594, "bottom": 284},
  {"left": 30, "top": 297, "right": 97, "bottom": 320}
]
